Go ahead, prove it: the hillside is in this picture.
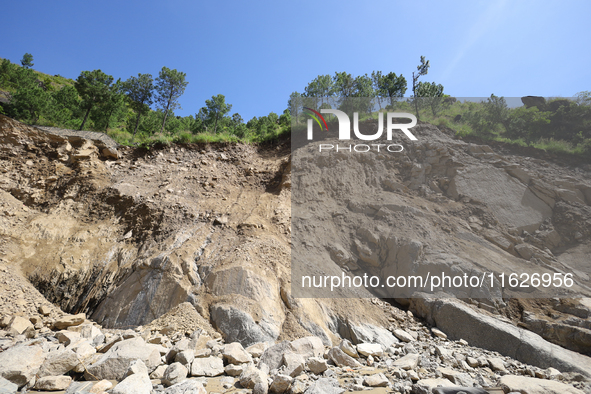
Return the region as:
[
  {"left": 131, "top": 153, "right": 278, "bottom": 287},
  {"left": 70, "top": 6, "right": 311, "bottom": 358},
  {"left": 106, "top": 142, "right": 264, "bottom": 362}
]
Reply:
[{"left": 0, "top": 115, "right": 590, "bottom": 393}]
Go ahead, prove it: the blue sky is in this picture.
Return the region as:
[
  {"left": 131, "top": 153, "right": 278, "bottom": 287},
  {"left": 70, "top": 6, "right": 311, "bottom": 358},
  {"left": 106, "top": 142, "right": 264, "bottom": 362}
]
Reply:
[{"left": 2, "top": 0, "right": 589, "bottom": 120}]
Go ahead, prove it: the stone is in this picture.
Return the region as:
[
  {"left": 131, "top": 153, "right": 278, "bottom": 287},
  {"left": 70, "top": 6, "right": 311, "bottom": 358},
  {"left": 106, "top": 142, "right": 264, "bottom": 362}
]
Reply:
[
  {"left": 150, "top": 365, "right": 168, "bottom": 379},
  {"left": 409, "top": 297, "right": 591, "bottom": 377},
  {"left": 431, "top": 327, "right": 448, "bottom": 339},
  {"left": 306, "top": 357, "right": 328, "bottom": 375},
  {"left": 163, "top": 379, "right": 207, "bottom": 394},
  {"left": 163, "top": 362, "right": 189, "bottom": 387},
  {"left": 239, "top": 365, "right": 268, "bottom": 389},
  {"left": 363, "top": 373, "right": 389, "bottom": 387},
  {"left": 85, "top": 337, "right": 161, "bottom": 380},
  {"left": 57, "top": 330, "right": 81, "bottom": 346},
  {"left": 0, "top": 377, "right": 18, "bottom": 394},
  {"left": 488, "top": 357, "right": 507, "bottom": 372},
  {"left": 220, "top": 376, "right": 235, "bottom": 389},
  {"left": 327, "top": 347, "right": 361, "bottom": 368},
  {"left": 125, "top": 359, "right": 148, "bottom": 378},
  {"left": 223, "top": 342, "right": 253, "bottom": 364},
  {"left": 64, "top": 381, "right": 95, "bottom": 394},
  {"left": 393, "top": 353, "right": 420, "bottom": 370},
  {"left": 73, "top": 340, "right": 97, "bottom": 361},
  {"left": 283, "top": 352, "right": 305, "bottom": 377},
  {"left": 0, "top": 344, "right": 45, "bottom": 388},
  {"left": 356, "top": 342, "right": 384, "bottom": 357},
  {"left": 303, "top": 378, "right": 344, "bottom": 394},
  {"left": 190, "top": 356, "right": 224, "bottom": 377},
  {"left": 260, "top": 341, "right": 292, "bottom": 370},
  {"left": 210, "top": 304, "right": 277, "bottom": 347},
  {"left": 39, "top": 305, "right": 52, "bottom": 316},
  {"left": 412, "top": 378, "right": 457, "bottom": 394},
  {"left": 254, "top": 381, "right": 269, "bottom": 394},
  {"left": 35, "top": 375, "right": 72, "bottom": 391},
  {"left": 90, "top": 380, "right": 113, "bottom": 393},
  {"left": 466, "top": 357, "right": 479, "bottom": 368},
  {"left": 7, "top": 316, "right": 33, "bottom": 336},
  {"left": 348, "top": 322, "right": 399, "bottom": 349},
  {"left": 431, "top": 389, "right": 488, "bottom": 394},
  {"left": 289, "top": 337, "right": 324, "bottom": 359},
  {"left": 38, "top": 349, "right": 79, "bottom": 377},
  {"left": 53, "top": 313, "right": 86, "bottom": 330},
  {"left": 499, "top": 375, "right": 584, "bottom": 394},
  {"left": 175, "top": 350, "right": 195, "bottom": 365},
  {"left": 270, "top": 374, "right": 293, "bottom": 394},
  {"left": 393, "top": 329, "right": 415, "bottom": 343},
  {"left": 225, "top": 363, "right": 245, "bottom": 376},
  {"left": 111, "top": 371, "right": 152, "bottom": 394},
  {"left": 194, "top": 348, "right": 212, "bottom": 358},
  {"left": 338, "top": 339, "right": 358, "bottom": 358},
  {"left": 246, "top": 342, "right": 267, "bottom": 358},
  {"left": 290, "top": 379, "right": 307, "bottom": 394}
]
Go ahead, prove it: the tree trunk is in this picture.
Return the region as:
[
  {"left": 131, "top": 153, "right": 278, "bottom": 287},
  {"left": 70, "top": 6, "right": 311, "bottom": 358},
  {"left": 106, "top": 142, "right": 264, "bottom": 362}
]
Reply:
[
  {"left": 412, "top": 72, "right": 421, "bottom": 123},
  {"left": 80, "top": 106, "right": 92, "bottom": 130},
  {"left": 160, "top": 89, "right": 173, "bottom": 133},
  {"left": 133, "top": 111, "right": 142, "bottom": 140},
  {"left": 214, "top": 113, "right": 219, "bottom": 134}
]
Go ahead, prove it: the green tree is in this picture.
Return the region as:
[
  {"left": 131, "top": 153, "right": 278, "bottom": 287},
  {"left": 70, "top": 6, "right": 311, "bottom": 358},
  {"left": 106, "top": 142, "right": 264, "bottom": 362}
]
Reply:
[
  {"left": 304, "top": 74, "right": 334, "bottom": 107},
  {"left": 10, "top": 67, "right": 48, "bottom": 123},
  {"left": 412, "top": 56, "right": 430, "bottom": 120},
  {"left": 122, "top": 73, "right": 154, "bottom": 137},
  {"left": 415, "top": 81, "right": 444, "bottom": 116},
  {"left": 371, "top": 71, "right": 384, "bottom": 109},
  {"left": 90, "top": 79, "right": 125, "bottom": 131},
  {"left": 333, "top": 72, "right": 355, "bottom": 97},
  {"left": 47, "top": 85, "right": 81, "bottom": 125},
  {"left": 381, "top": 72, "right": 407, "bottom": 108},
  {"left": 199, "top": 94, "right": 232, "bottom": 134},
  {"left": 21, "top": 53, "right": 34, "bottom": 69},
  {"left": 288, "top": 92, "right": 303, "bottom": 124},
  {"left": 74, "top": 69, "right": 115, "bottom": 130},
  {"left": 155, "top": 67, "right": 188, "bottom": 133}
]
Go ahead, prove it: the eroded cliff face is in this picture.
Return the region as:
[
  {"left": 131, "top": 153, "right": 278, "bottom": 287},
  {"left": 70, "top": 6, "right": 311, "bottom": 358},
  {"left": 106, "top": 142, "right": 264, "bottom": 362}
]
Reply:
[
  {"left": 0, "top": 115, "right": 393, "bottom": 350},
  {"left": 1, "top": 114, "right": 590, "bottom": 358}
]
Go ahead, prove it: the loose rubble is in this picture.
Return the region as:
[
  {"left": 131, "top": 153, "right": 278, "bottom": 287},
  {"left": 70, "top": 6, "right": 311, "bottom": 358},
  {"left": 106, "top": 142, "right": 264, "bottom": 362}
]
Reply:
[{"left": 0, "top": 308, "right": 589, "bottom": 394}]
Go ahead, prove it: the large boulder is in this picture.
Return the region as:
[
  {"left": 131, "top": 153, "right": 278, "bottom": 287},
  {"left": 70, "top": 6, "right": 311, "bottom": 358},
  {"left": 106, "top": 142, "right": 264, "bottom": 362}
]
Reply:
[
  {"left": 85, "top": 337, "right": 161, "bottom": 380},
  {"left": 0, "top": 344, "right": 45, "bottom": 388},
  {"left": 37, "top": 349, "right": 79, "bottom": 377},
  {"left": 499, "top": 375, "right": 584, "bottom": 394},
  {"left": 210, "top": 304, "right": 277, "bottom": 347},
  {"left": 111, "top": 371, "right": 152, "bottom": 394},
  {"left": 410, "top": 297, "right": 591, "bottom": 377}
]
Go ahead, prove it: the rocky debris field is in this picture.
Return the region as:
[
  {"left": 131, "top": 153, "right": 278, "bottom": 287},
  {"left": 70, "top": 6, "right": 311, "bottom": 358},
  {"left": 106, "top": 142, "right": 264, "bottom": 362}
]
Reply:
[
  {"left": 1, "top": 299, "right": 590, "bottom": 394},
  {"left": 1, "top": 114, "right": 591, "bottom": 394}
]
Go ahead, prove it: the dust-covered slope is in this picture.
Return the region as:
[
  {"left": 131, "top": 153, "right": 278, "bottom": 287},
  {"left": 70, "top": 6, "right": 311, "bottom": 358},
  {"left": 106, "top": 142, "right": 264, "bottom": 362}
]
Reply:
[{"left": 1, "top": 114, "right": 591, "bottom": 381}]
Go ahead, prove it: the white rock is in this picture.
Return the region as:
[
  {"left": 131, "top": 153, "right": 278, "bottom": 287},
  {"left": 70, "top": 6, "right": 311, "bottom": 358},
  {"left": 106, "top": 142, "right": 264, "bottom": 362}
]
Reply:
[
  {"left": 393, "top": 329, "right": 415, "bottom": 343},
  {"left": 500, "top": 375, "right": 584, "bottom": 394},
  {"left": 363, "top": 373, "right": 389, "bottom": 387},
  {"left": 37, "top": 349, "right": 78, "bottom": 378},
  {"left": 163, "top": 379, "right": 207, "bottom": 394},
  {"left": 392, "top": 353, "right": 419, "bottom": 370},
  {"left": 270, "top": 374, "right": 293, "bottom": 394},
  {"left": 338, "top": 339, "right": 358, "bottom": 358},
  {"left": 35, "top": 375, "right": 72, "bottom": 391},
  {"left": 223, "top": 342, "right": 252, "bottom": 365},
  {"left": 306, "top": 357, "right": 328, "bottom": 375},
  {"left": 111, "top": 371, "right": 152, "bottom": 394},
  {"left": 0, "top": 344, "right": 45, "bottom": 388},
  {"left": 163, "top": 362, "right": 188, "bottom": 387},
  {"left": 190, "top": 356, "right": 224, "bottom": 377},
  {"left": 356, "top": 343, "right": 384, "bottom": 358},
  {"left": 283, "top": 352, "right": 305, "bottom": 377}
]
